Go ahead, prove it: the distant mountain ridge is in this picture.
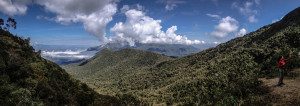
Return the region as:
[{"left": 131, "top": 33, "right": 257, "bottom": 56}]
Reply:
[
  {"left": 64, "top": 7, "right": 300, "bottom": 105},
  {"left": 87, "top": 42, "right": 202, "bottom": 57}
]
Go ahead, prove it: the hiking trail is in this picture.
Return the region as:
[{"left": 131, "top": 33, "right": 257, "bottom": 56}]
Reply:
[{"left": 260, "top": 68, "right": 300, "bottom": 105}]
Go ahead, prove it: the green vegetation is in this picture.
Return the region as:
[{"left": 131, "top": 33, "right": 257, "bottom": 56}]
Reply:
[
  {"left": 64, "top": 7, "right": 300, "bottom": 105},
  {"left": 0, "top": 19, "right": 128, "bottom": 105},
  {"left": 63, "top": 48, "right": 173, "bottom": 95}
]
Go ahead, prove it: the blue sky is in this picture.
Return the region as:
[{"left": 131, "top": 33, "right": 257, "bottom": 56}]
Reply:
[{"left": 0, "top": 0, "right": 299, "bottom": 46}]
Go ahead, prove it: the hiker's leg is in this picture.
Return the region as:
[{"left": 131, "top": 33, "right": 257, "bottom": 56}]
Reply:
[
  {"left": 282, "top": 69, "right": 284, "bottom": 84},
  {"left": 278, "top": 68, "right": 283, "bottom": 85}
]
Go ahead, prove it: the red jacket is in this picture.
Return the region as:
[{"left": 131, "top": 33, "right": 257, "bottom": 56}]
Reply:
[{"left": 278, "top": 57, "right": 291, "bottom": 69}]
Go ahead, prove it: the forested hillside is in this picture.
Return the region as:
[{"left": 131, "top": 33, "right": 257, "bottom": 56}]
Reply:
[
  {"left": 63, "top": 48, "right": 172, "bottom": 95},
  {"left": 64, "top": 7, "right": 300, "bottom": 105},
  {"left": 0, "top": 27, "right": 124, "bottom": 105}
]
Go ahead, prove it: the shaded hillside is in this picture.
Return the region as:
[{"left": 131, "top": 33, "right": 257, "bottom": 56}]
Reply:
[
  {"left": 0, "top": 29, "right": 122, "bottom": 105},
  {"left": 87, "top": 42, "right": 201, "bottom": 57},
  {"left": 63, "top": 48, "right": 172, "bottom": 96},
  {"left": 64, "top": 7, "right": 300, "bottom": 105}
]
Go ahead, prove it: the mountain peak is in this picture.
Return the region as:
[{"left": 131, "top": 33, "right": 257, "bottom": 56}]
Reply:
[
  {"left": 272, "top": 6, "right": 300, "bottom": 29},
  {"left": 281, "top": 6, "right": 300, "bottom": 22},
  {"left": 101, "top": 48, "right": 113, "bottom": 52}
]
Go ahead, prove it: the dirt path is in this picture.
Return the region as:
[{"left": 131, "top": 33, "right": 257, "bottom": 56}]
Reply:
[{"left": 259, "top": 68, "right": 300, "bottom": 105}]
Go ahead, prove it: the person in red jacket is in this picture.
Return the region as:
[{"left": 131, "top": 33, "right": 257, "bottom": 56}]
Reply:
[{"left": 277, "top": 54, "right": 291, "bottom": 86}]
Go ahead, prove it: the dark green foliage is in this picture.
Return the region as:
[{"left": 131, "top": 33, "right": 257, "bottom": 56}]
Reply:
[
  {"left": 0, "top": 19, "right": 3, "bottom": 29},
  {"left": 116, "top": 93, "right": 141, "bottom": 105},
  {"left": 0, "top": 17, "right": 16, "bottom": 31},
  {"left": 6, "top": 17, "right": 17, "bottom": 30},
  {"left": 0, "top": 24, "right": 123, "bottom": 105},
  {"left": 64, "top": 7, "right": 300, "bottom": 105},
  {"left": 63, "top": 48, "right": 172, "bottom": 98}
]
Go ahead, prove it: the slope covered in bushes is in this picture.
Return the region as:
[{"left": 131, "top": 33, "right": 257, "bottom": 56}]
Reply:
[
  {"left": 63, "top": 48, "right": 172, "bottom": 96},
  {"left": 0, "top": 29, "right": 123, "bottom": 105}
]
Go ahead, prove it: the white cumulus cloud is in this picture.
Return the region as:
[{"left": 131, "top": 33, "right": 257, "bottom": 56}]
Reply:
[
  {"left": 235, "top": 28, "right": 247, "bottom": 37},
  {"left": 41, "top": 49, "right": 91, "bottom": 60},
  {"left": 35, "top": 0, "right": 118, "bottom": 42},
  {"left": 215, "top": 16, "right": 239, "bottom": 32},
  {"left": 210, "top": 16, "right": 247, "bottom": 39},
  {"left": 0, "top": 0, "right": 32, "bottom": 16},
  {"left": 210, "top": 16, "right": 239, "bottom": 38},
  {"left": 110, "top": 9, "right": 204, "bottom": 46},
  {"left": 121, "top": 5, "right": 130, "bottom": 13}
]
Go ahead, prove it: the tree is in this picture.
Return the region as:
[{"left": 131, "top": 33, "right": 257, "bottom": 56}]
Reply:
[
  {"left": 5, "top": 17, "right": 17, "bottom": 31},
  {"left": 0, "top": 18, "right": 3, "bottom": 29}
]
